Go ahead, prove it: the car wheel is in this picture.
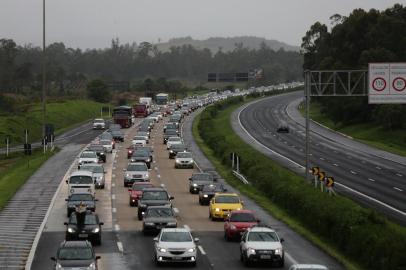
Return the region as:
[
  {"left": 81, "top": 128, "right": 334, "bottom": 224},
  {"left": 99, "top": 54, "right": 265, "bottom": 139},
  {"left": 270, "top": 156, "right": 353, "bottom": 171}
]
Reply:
[
  {"left": 277, "top": 258, "right": 285, "bottom": 268},
  {"left": 242, "top": 252, "right": 250, "bottom": 266},
  {"left": 138, "top": 212, "right": 143, "bottom": 221},
  {"left": 95, "top": 236, "right": 102, "bottom": 246},
  {"left": 102, "top": 184, "right": 105, "bottom": 189},
  {"left": 155, "top": 255, "right": 162, "bottom": 266}
]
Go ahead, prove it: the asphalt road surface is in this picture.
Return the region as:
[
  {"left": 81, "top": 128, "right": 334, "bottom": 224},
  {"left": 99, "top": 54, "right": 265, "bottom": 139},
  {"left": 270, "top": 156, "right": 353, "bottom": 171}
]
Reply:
[
  {"left": 29, "top": 110, "right": 343, "bottom": 270},
  {"left": 236, "top": 91, "right": 406, "bottom": 225}
]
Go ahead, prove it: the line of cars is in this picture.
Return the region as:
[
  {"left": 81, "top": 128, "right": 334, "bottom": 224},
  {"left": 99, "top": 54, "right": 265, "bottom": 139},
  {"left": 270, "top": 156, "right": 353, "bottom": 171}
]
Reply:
[{"left": 51, "top": 122, "right": 125, "bottom": 269}]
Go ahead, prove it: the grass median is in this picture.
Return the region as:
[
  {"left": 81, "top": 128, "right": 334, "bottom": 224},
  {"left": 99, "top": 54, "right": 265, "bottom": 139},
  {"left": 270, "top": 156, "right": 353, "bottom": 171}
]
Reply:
[
  {"left": 192, "top": 97, "right": 406, "bottom": 270},
  {"left": 0, "top": 149, "right": 56, "bottom": 210}
]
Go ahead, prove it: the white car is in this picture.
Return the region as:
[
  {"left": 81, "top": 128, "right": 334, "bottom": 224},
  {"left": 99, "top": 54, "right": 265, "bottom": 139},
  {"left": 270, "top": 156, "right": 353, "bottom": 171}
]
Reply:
[
  {"left": 78, "top": 151, "right": 98, "bottom": 168},
  {"left": 175, "top": 152, "right": 194, "bottom": 169},
  {"left": 289, "top": 264, "right": 329, "bottom": 270},
  {"left": 154, "top": 228, "right": 199, "bottom": 266},
  {"left": 132, "top": 136, "right": 147, "bottom": 147},
  {"left": 240, "top": 226, "right": 284, "bottom": 267},
  {"left": 136, "top": 132, "right": 149, "bottom": 143},
  {"left": 99, "top": 139, "right": 113, "bottom": 153},
  {"left": 123, "top": 162, "right": 150, "bottom": 187},
  {"left": 79, "top": 163, "right": 106, "bottom": 189},
  {"left": 93, "top": 118, "right": 106, "bottom": 129},
  {"left": 166, "top": 136, "right": 182, "bottom": 149},
  {"left": 148, "top": 114, "right": 159, "bottom": 122}
]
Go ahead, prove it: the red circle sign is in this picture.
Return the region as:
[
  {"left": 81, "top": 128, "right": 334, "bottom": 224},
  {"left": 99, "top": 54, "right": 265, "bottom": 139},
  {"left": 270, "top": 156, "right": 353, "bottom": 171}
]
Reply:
[
  {"left": 372, "top": 77, "right": 386, "bottom": 91},
  {"left": 392, "top": 77, "right": 406, "bottom": 92}
]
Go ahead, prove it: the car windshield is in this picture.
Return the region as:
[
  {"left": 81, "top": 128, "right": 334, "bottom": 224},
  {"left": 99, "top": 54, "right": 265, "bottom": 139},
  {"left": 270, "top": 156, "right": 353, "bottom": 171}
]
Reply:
[
  {"left": 177, "top": 152, "right": 191, "bottom": 158},
  {"left": 160, "top": 232, "right": 192, "bottom": 242},
  {"left": 133, "top": 151, "right": 149, "bottom": 157},
  {"left": 127, "top": 164, "right": 147, "bottom": 171},
  {"left": 69, "top": 194, "right": 93, "bottom": 201},
  {"left": 69, "top": 175, "right": 93, "bottom": 184},
  {"left": 165, "top": 130, "right": 177, "bottom": 135},
  {"left": 142, "top": 191, "right": 168, "bottom": 200},
  {"left": 168, "top": 137, "right": 181, "bottom": 142},
  {"left": 247, "top": 231, "right": 279, "bottom": 242},
  {"left": 146, "top": 208, "right": 173, "bottom": 218},
  {"left": 215, "top": 196, "right": 240, "bottom": 204},
  {"left": 80, "top": 165, "right": 103, "bottom": 173},
  {"left": 193, "top": 174, "right": 213, "bottom": 181},
  {"left": 171, "top": 144, "right": 186, "bottom": 150},
  {"left": 69, "top": 214, "right": 98, "bottom": 225},
  {"left": 81, "top": 152, "right": 97, "bottom": 158},
  {"left": 100, "top": 140, "right": 111, "bottom": 145},
  {"left": 112, "top": 131, "right": 123, "bottom": 135},
  {"left": 133, "top": 136, "right": 145, "bottom": 140},
  {"left": 94, "top": 119, "right": 104, "bottom": 123},
  {"left": 58, "top": 247, "right": 93, "bottom": 260},
  {"left": 230, "top": 213, "right": 256, "bottom": 222},
  {"left": 202, "top": 184, "right": 222, "bottom": 192},
  {"left": 88, "top": 146, "right": 103, "bottom": 151},
  {"left": 138, "top": 132, "right": 148, "bottom": 136},
  {"left": 132, "top": 184, "right": 152, "bottom": 191}
]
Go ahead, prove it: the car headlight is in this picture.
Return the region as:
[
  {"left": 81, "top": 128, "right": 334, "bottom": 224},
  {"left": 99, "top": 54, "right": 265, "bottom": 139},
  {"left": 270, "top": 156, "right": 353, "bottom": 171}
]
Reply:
[
  {"left": 144, "top": 222, "right": 154, "bottom": 226},
  {"left": 88, "top": 262, "right": 96, "bottom": 270},
  {"left": 158, "top": 247, "right": 167, "bottom": 253},
  {"left": 139, "top": 203, "right": 147, "bottom": 208},
  {"left": 92, "top": 227, "right": 100, "bottom": 233},
  {"left": 167, "top": 222, "right": 177, "bottom": 226},
  {"left": 67, "top": 227, "right": 75, "bottom": 233},
  {"left": 56, "top": 263, "right": 63, "bottom": 270},
  {"left": 146, "top": 158, "right": 150, "bottom": 162},
  {"left": 203, "top": 194, "right": 208, "bottom": 198},
  {"left": 187, "top": 248, "right": 196, "bottom": 253},
  {"left": 126, "top": 173, "right": 131, "bottom": 178},
  {"left": 144, "top": 173, "right": 149, "bottom": 178},
  {"left": 274, "top": 248, "right": 282, "bottom": 255},
  {"left": 236, "top": 208, "right": 241, "bottom": 211},
  {"left": 175, "top": 159, "right": 181, "bottom": 163},
  {"left": 247, "top": 248, "right": 256, "bottom": 255},
  {"left": 215, "top": 208, "right": 220, "bottom": 212},
  {"left": 230, "top": 224, "right": 237, "bottom": 230},
  {"left": 169, "top": 150, "right": 173, "bottom": 153},
  {"left": 193, "top": 183, "right": 198, "bottom": 187}
]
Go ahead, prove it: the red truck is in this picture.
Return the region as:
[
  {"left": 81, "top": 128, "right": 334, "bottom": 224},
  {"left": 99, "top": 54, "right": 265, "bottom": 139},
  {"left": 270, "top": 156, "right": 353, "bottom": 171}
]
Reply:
[
  {"left": 133, "top": 104, "right": 149, "bottom": 117},
  {"left": 113, "top": 106, "right": 132, "bottom": 128}
]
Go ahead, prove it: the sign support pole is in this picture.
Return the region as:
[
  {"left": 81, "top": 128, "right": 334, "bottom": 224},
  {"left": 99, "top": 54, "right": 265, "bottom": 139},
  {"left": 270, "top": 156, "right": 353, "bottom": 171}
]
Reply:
[
  {"left": 305, "top": 71, "right": 311, "bottom": 182},
  {"left": 6, "top": 137, "right": 9, "bottom": 157}
]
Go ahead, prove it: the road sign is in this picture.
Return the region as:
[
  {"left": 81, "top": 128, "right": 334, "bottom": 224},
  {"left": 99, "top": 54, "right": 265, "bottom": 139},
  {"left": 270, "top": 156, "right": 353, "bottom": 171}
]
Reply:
[
  {"left": 326, "top": 177, "right": 335, "bottom": 187},
  {"left": 311, "top": 167, "right": 320, "bottom": 175},
  {"left": 318, "top": 171, "right": 326, "bottom": 182},
  {"left": 369, "top": 63, "right": 406, "bottom": 103}
]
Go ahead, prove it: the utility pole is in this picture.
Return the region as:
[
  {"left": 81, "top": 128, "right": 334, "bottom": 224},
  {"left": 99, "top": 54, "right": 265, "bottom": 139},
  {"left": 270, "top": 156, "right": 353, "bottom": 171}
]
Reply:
[
  {"left": 305, "top": 71, "right": 311, "bottom": 182},
  {"left": 42, "top": 0, "right": 47, "bottom": 148}
]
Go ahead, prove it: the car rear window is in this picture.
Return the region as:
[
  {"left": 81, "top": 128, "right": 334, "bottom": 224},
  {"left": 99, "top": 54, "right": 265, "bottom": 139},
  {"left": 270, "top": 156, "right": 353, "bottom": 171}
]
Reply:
[
  {"left": 58, "top": 247, "right": 93, "bottom": 260},
  {"left": 230, "top": 213, "right": 256, "bottom": 222},
  {"left": 215, "top": 196, "right": 240, "bottom": 204}
]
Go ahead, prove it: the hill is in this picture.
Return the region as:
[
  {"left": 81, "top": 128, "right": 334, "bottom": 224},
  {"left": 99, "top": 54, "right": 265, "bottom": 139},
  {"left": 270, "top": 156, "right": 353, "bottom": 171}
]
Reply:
[{"left": 155, "top": 36, "right": 299, "bottom": 53}]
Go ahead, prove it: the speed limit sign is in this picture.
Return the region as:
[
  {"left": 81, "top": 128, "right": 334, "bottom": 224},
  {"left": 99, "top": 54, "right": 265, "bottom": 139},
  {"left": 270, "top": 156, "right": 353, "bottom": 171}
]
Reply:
[
  {"left": 372, "top": 77, "right": 386, "bottom": 92},
  {"left": 392, "top": 77, "right": 406, "bottom": 92},
  {"left": 369, "top": 63, "right": 406, "bottom": 103}
]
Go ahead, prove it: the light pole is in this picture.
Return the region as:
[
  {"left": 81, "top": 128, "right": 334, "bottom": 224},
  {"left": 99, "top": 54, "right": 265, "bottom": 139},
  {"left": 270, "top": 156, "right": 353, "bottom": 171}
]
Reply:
[{"left": 42, "top": 0, "right": 47, "bottom": 148}]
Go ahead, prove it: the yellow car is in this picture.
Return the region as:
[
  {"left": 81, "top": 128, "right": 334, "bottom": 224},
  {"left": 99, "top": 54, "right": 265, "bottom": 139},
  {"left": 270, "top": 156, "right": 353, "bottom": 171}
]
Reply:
[{"left": 209, "top": 193, "right": 243, "bottom": 220}]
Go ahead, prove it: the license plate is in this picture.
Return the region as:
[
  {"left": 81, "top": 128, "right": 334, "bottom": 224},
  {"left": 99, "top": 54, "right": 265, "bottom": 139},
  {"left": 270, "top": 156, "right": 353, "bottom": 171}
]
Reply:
[
  {"left": 79, "top": 234, "right": 88, "bottom": 238},
  {"left": 260, "top": 255, "right": 271, "bottom": 259},
  {"left": 172, "top": 256, "right": 182, "bottom": 260}
]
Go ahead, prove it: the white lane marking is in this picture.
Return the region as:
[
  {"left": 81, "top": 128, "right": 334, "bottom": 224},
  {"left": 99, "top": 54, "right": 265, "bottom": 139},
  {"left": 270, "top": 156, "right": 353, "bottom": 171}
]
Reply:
[
  {"left": 112, "top": 194, "right": 116, "bottom": 200},
  {"left": 285, "top": 252, "right": 298, "bottom": 265},
  {"left": 112, "top": 174, "right": 116, "bottom": 178},
  {"left": 153, "top": 160, "right": 157, "bottom": 164},
  {"left": 333, "top": 163, "right": 339, "bottom": 167},
  {"left": 154, "top": 167, "right": 158, "bottom": 171},
  {"left": 376, "top": 166, "right": 381, "bottom": 170},
  {"left": 113, "top": 167, "right": 116, "bottom": 170},
  {"left": 157, "top": 174, "right": 161, "bottom": 178},
  {"left": 350, "top": 170, "right": 357, "bottom": 175},
  {"left": 319, "top": 157, "right": 325, "bottom": 161},
  {"left": 117, "top": 241, "right": 124, "bottom": 253},
  {"left": 112, "top": 208, "right": 117, "bottom": 213},
  {"left": 198, "top": 245, "right": 206, "bottom": 255},
  {"left": 114, "top": 224, "right": 120, "bottom": 231},
  {"left": 114, "top": 160, "right": 117, "bottom": 164},
  {"left": 396, "top": 173, "right": 403, "bottom": 177},
  {"left": 393, "top": 187, "right": 403, "bottom": 192},
  {"left": 368, "top": 178, "right": 376, "bottom": 182},
  {"left": 112, "top": 183, "right": 115, "bottom": 187},
  {"left": 160, "top": 183, "right": 165, "bottom": 187},
  {"left": 184, "top": 224, "right": 191, "bottom": 231}
]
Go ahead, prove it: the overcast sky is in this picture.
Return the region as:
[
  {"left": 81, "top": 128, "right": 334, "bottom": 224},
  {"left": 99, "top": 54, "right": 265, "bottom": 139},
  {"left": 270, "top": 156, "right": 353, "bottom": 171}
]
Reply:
[{"left": 0, "top": 0, "right": 404, "bottom": 49}]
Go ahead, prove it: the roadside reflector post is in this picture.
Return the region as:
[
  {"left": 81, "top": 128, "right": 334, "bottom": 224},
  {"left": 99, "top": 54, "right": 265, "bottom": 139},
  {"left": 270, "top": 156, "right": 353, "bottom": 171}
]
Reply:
[{"left": 5, "top": 136, "right": 10, "bottom": 157}]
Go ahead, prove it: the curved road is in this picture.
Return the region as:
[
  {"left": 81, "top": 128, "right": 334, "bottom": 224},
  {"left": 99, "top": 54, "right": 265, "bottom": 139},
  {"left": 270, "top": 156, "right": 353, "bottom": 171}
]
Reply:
[{"left": 237, "top": 91, "right": 406, "bottom": 225}]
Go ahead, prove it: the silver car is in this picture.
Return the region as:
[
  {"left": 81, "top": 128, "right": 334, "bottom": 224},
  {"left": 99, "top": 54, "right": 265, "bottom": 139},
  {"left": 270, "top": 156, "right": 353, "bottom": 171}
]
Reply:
[
  {"left": 99, "top": 139, "right": 113, "bottom": 153},
  {"left": 79, "top": 163, "right": 106, "bottom": 189},
  {"left": 123, "top": 162, "right": 150, "bottom": 187},
  {"left": 78, "top": 151, "right": 98, "bottom": 169},
  {"left": 154, "top": 228, "right": 199, "bottom": 266},
  {"left": 175, "top": 152, "right": 194, "bottom": 169}
]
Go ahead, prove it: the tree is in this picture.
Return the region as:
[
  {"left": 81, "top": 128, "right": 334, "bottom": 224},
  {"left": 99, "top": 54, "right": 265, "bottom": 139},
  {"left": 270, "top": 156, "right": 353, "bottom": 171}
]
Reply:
[{"left": 86, "top": 79, "right": 111, "bottom": 103}]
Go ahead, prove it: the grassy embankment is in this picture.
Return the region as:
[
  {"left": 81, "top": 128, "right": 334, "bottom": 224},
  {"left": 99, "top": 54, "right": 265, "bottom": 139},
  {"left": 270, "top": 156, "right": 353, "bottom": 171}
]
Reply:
[
  {"left": 192, "top": 96, "right": 406, "bottom": 270},
  {"left": 302, "top": 102, "right": 406, "bottom": 156},
  {"left": 0, "top": 99, "right": 110, "bottom": 148}
]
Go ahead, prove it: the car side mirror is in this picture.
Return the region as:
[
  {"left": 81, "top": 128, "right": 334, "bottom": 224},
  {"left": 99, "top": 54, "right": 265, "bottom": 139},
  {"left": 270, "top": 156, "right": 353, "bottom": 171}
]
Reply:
[
  {"left": 64, "top": 222, "right": 68, "bottom": 226},
  {"left": 128, "top": 189, "right": 132, "bottom": 192},
  {"left": 99, "top": 222, "right": 104, "bottom": 226},
  {"left": 256, "top": 218, "right": 261, "bottom": 223},
  {"left": 189, "top": 178, "right": 192, "bottom": 181},
  {"left": 95, "top": 199, "right": 99, "bottom": 201},
  {"left": 104, "top": 171, "right": 107, "bottom": 174},
  {"left": 96, "top": 256, "right": 101, "bottom": 260},
  {"left": 65, "top": 198, "right": 68, "bottom": 201},
  {"left": 194, "top": 238, "right": 200, "bottom": 243},
  {"left": 280, "top": 238, "right": 285, "bottom": 243},
  {"left": 223, "top": 188, "right": 228, "bottom": 192},
  {"left": 170, "top": 196, "right": 175, "bottom": 200},
  {"left": 153, "top": 237, "right": 158, "bottom": 242},
  {"left": 123, "top": 168, "right": 126, "bottom": 171},
  {"left": 50, "top": 257, "right": 56, "bottom": 261},
  {"left": 65, "top": 180, "right": 68, "bottom": 184}
]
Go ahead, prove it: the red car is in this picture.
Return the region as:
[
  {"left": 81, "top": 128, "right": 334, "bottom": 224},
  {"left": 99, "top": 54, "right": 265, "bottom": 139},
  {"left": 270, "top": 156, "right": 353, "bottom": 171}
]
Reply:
[
  {"left": 224, "top": 210, "right": 259, "bottom": 241},
  {"left": 128, "top": 182, "right": 154, "bottom": 206}
]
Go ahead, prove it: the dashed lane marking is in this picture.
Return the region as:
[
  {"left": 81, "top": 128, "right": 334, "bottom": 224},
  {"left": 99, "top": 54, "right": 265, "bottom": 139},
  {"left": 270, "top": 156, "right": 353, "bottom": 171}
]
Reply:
[
  {"left": 173, "top": 208, "right": 179, "bottom": 214},
  {"left": 114, "top": 224, "right": 120, "bottom": 231},
  {"left": 333, "top": 163, "right": 339, "bottom": 167},
  {"left": 350, "top": 170, "right": 357, "bottom": 175},
  {"left": 396, "top": 173, "right": 403, "bottom": 177},
  {"left": 198, "top": 245, "right": 206, "bottom": 255},
  {"left": 117, "top": 241, "right": 124, "bottom": 253},
  {"left": 112, "top": 183, "right": 115, "bottom": 187},
  {"left": 112, "top": 194, "right": 116, "bottom": 200},
  {"left": 368, "top": 178, "right": 376, "bottom": 182},
  {"left": 112, "top": 208, "right": 117, "bottom": 213},
  {"left": 394, "top": 187, "right": 403, "bottom": 192},
  {"left": 319, "top": 157, "right": 325, "bottom": 161},
  {"left": 376, "top": 166, "right": 381, "bottom": 170}
]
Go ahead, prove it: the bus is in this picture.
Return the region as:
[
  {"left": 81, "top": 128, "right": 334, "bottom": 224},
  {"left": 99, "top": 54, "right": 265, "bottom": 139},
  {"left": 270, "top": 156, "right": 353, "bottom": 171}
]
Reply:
[{"left": 156, "top": 93, "right": 169, "bottom": 106}]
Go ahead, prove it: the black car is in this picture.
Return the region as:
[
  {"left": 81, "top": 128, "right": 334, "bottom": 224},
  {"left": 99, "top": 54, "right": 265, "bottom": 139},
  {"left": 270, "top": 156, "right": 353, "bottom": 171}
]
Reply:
[
  {"left": 108, "top": 123, "right": 121, "bottom": 132},
  {"left": 142, "top": 205, "right": 177, "bottom": 234},
  {"left": 65, "top": 193, "right": 97, "bottom": 217},
  {"left": 87, "top": 144, "right": 106, "bottom": 163},
  {"left": 137, "top": 187, "right": 174, "bottom": 220},
  {"left": 198, "top": 183, "right": 227, "bottom": 205},
  {"left": 276, "top": 121, "right": 289, "bottom": 133},
  {"left": 111, "top": 130, "right": 124, "bottom": 142},
  {"left": 130, "top": 150, "right": 152, "bottom": 168},
  {"left": 168, "top": 143, "right": 187, "bottom": 159},
  {"left": 51, "top": 241, "right": 100, "bottom": 270},
  {"left": 64, "top": 211, "right": 104, "bottom": 245},
  {"left": 189, "top": 173, "right": 215, "bottom": 194},
  {"left": 163, "top": 122, "right": 178, "bottom": 133},
  {"left": 163, "top": 129, "right": 178, "bottom": 144}
]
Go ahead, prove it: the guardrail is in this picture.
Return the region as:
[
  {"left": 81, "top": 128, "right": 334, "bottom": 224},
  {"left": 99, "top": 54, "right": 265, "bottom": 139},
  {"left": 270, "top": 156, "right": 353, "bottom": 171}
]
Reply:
[{"left": 232, "top": 170, "right": 250, "bottom": 185}]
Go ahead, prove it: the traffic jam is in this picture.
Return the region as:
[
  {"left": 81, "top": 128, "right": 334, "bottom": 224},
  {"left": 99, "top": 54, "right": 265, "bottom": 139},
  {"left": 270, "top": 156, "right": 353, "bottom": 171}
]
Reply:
[{"left": 51, "top": 93, "right": 288, "bottom": 269}]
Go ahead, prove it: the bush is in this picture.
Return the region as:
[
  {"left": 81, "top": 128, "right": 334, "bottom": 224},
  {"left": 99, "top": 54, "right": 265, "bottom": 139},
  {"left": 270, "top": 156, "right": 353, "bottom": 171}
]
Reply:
[{"left": 198, "top": 96, "right": 406, "bottom": 270}]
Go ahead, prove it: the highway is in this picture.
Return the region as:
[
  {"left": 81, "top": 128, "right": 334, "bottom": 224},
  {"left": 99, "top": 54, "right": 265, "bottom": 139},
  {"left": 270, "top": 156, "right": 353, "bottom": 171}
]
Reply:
[
  {"left": 28, "top": 109, "right": 343, "bottom": 269},
  {"left": 236, "top": 91, "right": 406, "bottom": 225}
]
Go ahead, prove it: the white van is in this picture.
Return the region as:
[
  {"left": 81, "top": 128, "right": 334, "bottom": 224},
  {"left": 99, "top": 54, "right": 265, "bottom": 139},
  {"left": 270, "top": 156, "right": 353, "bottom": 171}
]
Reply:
[{"left": 66, "top": 170, "right": 95, "bottom": 196}]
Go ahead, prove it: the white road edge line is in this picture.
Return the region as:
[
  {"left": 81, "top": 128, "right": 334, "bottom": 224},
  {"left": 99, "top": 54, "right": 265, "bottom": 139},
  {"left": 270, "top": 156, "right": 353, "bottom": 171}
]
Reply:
[
  {"left": 184, "top": 224, "right": 191, "bottom": 231},
  {"left": 238, "top": 100, "right": 406, "bottom": 218},
  {"left": 396, "top": 173, "right": 402, "bottom": 177},
  {"left": 117, "top": 241, "right": 124, "bottom": 253},
  {"left": 112, "top": 194, "right": 116, "bottom": 200},
  {"left": 112, "top": 208, "right": 117, "bottom": 213},
  {"left": 393, "top": 187, "right": 403, "bottom": 192},
  {"left": 285, "top": 252, "right": 298, "bottom": 265},
  {"left": 198, "top": 245, "right": 206, "bottom": 255}
]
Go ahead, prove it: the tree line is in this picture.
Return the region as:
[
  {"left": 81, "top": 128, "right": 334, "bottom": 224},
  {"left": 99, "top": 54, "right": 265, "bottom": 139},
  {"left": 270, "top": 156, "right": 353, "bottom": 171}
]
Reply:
[{"left": 302, "top": 3, "right": 406, "bottom": 129}]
